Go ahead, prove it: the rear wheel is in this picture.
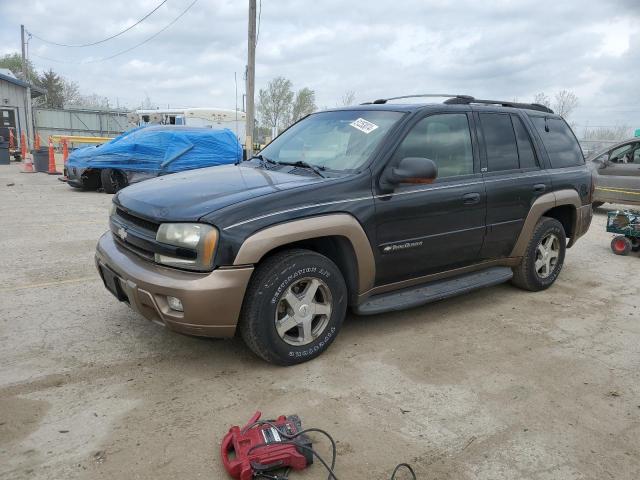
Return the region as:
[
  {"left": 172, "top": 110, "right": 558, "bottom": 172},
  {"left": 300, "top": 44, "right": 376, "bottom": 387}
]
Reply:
[
  {"left": 100, "top": 168, "right": 128, "bottom": 194},
  {"left": 512, "top": 217, "right": 566, "bottom": 291},
  {"left": 611, "top": 235, "right": 632, "bottom": 255},
  {"left": 238, "top": 249, "right": 347, "bottom": 365}
]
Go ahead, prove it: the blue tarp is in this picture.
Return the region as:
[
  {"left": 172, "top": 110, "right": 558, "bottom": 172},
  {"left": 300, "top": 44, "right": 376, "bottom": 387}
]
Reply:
[{"left": 67, "top": 125, "right": 242, "bottom": 174}]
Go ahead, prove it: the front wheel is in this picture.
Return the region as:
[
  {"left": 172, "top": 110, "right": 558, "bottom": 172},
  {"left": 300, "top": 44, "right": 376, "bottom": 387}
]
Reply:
[
  {"left": 238, "top": 249, "right": 348, "bottom": 365},
  {"left": 512, "top": 217, "right": 567, "bottom": 291},
  {"left": 100, "top": 168, "right": 128, "bottom": 194}
]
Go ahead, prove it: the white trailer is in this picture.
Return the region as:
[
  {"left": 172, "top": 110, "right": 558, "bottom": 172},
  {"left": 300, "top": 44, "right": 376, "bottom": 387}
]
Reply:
[{"left": 129, "top": 108, "right": 246, "bottom": 146}]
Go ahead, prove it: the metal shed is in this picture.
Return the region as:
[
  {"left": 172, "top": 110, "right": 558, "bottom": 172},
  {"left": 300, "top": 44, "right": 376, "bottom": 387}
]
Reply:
[{"left": 0, "top": 68, "right": 45, "bottom": 149}]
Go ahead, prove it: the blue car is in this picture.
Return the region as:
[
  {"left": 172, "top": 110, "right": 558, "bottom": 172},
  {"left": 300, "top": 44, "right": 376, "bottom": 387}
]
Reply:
[{"left": 65, "top": 125, "right": 243, "bottom": 193}]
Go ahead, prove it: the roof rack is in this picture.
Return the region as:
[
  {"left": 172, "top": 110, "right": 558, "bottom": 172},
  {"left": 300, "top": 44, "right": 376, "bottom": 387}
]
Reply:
[
  {"left": 361, "top": 94, "right": 474, "bottom": 105},
  {"left": 363, "top": 93, "right": 554, "bottom": 114},
  {"left": 444, "top": 96, "right": 554, "bottom": 114}
]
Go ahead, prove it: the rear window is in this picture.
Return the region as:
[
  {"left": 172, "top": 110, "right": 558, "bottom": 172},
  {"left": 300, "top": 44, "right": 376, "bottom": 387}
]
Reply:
[{"left": 529, "top": 116, "right": 584, "bottom": 168}]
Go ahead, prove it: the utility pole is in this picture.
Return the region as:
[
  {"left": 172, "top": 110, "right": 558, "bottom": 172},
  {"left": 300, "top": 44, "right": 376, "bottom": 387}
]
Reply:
[
  {"left": 20, "top": 25, "right": 33, "bottom": 151},
  {"left": 245, "top": 0, "right": 256, "bottom": 158}
]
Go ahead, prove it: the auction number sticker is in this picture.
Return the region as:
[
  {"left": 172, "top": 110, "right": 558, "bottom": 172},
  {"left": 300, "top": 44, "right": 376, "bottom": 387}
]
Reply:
[{"left": 350, "top": 118, "right": 379, "bottom": 134}]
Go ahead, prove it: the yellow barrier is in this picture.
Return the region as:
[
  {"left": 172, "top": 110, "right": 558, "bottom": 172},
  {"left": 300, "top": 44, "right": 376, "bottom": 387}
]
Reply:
[{"left": 49, "top": 135, "right": 114, "bottom": 144}]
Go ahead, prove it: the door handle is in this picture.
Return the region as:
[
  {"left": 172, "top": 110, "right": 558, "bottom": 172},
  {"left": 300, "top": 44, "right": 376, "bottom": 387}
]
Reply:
[
  {"left": 462, "top": 192, "right": 481, "bottom": 205},
  {"left": 533, "top": 184, "right": 546, "bottom": 193}
]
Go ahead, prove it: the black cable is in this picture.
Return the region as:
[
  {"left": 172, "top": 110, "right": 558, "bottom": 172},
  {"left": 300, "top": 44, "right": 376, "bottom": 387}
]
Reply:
[
  {"left": 390, "top": 463, "right": 417, "bottom": 480},
  {"left": 29, "top": 0, "right": 198, "bottom": 64},
  {"left": 29, "top": 0, "right": 169, "bottom": 48}
]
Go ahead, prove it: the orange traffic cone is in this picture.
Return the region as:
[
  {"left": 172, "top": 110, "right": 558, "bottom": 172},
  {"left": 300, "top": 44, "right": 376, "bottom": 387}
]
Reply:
[
  {"left": 9, "top": 128, "right": 15, "bottom": 150},
  {"left": 35, "top": 133, "right": 41, "bottom": 150},
  {"left": 59, "top": 138, "right": 69, "bottom": 182},
  {"left": 62, "top": 138, "right": 69, "bottom": 163},
  {"left": 47, "top": 137, "right": 61, "bottom": 175},
  {"left": 19, "top": 132, "right": 36, "bottom": 173},
  {"left": 20, "top": 132, "right": 27, "bottom": 159}
]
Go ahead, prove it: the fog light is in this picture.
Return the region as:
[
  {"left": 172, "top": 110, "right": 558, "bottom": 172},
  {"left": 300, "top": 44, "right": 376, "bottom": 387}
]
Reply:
[{"left": 167, "top": 296, "right": 183, "bottom": 312}]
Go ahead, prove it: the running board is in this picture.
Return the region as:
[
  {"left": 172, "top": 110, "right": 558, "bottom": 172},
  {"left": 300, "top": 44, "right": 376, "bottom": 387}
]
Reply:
[{"left": 354, "top": 267, "right": 513, "bottom": 316}]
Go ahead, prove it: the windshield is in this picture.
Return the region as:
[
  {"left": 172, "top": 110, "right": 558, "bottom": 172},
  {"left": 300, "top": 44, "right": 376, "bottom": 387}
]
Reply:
[{"left": 259, "top": 110, "right": 405, "bottom": 171}]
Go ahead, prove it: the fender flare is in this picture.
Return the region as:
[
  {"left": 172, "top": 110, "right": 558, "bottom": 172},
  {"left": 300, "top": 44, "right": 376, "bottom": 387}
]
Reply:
[
  {"left": 233, "top": 214, "right": 376, "bottom": 294},
  {"left": 510, "top": 189, "right": 581, "bottom": 257}
]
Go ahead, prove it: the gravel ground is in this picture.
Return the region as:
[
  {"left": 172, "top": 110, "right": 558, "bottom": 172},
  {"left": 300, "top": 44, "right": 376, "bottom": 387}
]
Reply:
[{"left": 1, "top": 163, "right": 639, "bottom": 480}]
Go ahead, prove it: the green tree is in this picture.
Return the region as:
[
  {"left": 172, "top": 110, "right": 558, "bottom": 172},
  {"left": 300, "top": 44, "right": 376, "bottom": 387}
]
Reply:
[
  {"left": 38, "top": 69, "right": 65, "bottom": 108},
  {"left": 290, "top": 87, "right": 317, "bottom": 124},
  {"left": 257, "top": 76, "right": 294, "bottom": 135},
  {"left": 0, "top": 53, "right": 38, "bottom": 83}
]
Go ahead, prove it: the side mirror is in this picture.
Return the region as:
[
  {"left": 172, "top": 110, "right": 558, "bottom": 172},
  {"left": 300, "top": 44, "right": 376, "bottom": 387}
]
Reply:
[{"left": 380, "top": 157, "right": 438, "bottom": 190}]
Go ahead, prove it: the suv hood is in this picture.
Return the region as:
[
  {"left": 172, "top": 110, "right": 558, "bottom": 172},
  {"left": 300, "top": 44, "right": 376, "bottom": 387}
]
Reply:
[{"left": 115, "top": 164, "right": 323, "bottom": 221}]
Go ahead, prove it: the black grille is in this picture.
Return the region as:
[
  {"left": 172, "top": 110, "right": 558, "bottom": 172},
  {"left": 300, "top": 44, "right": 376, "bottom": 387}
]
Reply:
[
  {"left": 116, "top": 208, "right": 159, "bottom": 233},
  {"left": 114, "top": 235, "right": 154, "bottom": 261}
]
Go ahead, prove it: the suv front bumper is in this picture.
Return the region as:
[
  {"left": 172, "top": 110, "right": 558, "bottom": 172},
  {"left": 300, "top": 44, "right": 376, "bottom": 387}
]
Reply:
[{"left": 95, "top": 232, "right": 253, "bottom": 337}]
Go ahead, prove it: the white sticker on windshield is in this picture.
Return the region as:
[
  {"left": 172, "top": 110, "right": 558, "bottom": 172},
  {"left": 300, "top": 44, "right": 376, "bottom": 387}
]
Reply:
[{"left": 350, "top": 118, "right": 379, "bottom": 134}]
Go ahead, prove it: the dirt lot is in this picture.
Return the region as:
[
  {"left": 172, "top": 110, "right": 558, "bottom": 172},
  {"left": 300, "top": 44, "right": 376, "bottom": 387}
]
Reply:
[{"left": 0, "top": 163, "right": 639, "bottom": 480}]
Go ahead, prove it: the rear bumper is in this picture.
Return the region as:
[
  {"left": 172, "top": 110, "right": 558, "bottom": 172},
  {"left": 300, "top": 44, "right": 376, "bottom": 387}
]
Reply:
[{"left": 95, "top": 232, "right": 253, "bottom": 337}]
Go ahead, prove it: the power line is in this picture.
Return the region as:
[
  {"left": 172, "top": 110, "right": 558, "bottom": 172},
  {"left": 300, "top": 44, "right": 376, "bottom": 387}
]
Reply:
[
  {"left": 28, "top": 0, "right": 169, "bottom": 48},
  {"left": 30, "top": 0, "right": 198, "bottom": 65}
]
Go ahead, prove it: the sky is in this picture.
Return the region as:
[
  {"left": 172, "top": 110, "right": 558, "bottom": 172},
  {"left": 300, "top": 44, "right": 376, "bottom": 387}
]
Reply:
[{"left": 1, "top": 0, "right": 639, "bottom": 134}]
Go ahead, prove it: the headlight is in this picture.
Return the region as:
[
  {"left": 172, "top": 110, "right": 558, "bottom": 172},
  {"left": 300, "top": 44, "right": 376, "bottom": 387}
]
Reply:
[
  {"left": 155, "top": 223, "right": 218, "bottom": 271},
  {"left": 109, "top": 202, "right": 117, "bottom": 217}
]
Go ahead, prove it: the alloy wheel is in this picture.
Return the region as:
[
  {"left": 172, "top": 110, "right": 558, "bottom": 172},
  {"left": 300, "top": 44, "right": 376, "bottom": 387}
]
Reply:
[
  {"left": 535, "top": 233, "right": 560, "bottom": 279},
  {"left": 275, "top": 277, "right": 332, "bottom": 346}
]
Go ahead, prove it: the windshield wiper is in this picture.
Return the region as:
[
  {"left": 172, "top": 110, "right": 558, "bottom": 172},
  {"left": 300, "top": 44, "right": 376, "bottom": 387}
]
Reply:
[
  {"left": 278, "top": 160, "right": 327, "bottom": 178},
  {"left": 249, "top": 154, "right": 279, "bottom": 168}
]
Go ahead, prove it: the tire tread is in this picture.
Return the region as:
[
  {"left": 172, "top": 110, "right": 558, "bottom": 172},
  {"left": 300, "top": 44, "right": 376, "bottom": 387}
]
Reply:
[{"left": 238, "top": 248, "right": 345, "bottom": 365}]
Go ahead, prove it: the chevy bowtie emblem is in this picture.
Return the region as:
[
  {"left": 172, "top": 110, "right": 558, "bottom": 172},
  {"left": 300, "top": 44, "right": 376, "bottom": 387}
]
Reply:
[{"left": 117, "top": 227, "right": 128, "bottom": 241}]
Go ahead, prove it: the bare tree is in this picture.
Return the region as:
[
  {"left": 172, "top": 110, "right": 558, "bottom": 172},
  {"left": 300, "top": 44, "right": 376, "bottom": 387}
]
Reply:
[
  {"left": 258, "top": 77, "right": 294, "bottom": 135},
  {"left": 61, "top": 79, "right": 80, "bottom": 107},
  {"left": 583, "top": 125, "right": 632, "bottom": 142},
  {"left": 553, "top": 90, "right": 578, "bottom": 119},
  {"left": 68, "top": 93, "right": 112, "bottom": 110},
  {"left": 338, "top": 90, "right": 356, "bottom": 107},
  {"left": 290, "top": 87, "right": 317, "bottom": 124},
  {"left": 533, "top": 92, "right": 551, "bottom": 108}
]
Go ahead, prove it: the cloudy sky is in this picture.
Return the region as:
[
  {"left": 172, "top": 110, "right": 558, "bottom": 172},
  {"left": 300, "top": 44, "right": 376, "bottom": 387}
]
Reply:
[{"left": 1, "top": 0, "right": 639, "bottom": 133}]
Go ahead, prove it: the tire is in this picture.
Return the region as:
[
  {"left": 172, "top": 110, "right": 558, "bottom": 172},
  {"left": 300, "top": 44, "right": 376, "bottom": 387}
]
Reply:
[
  {"left": 100, "top": 168, "right": 128, "bottom": 194},
  {"left": 611, "top": 235, "right": 632, "bottom": 255},
  {"left": 238, "top": 249, "right": 348, "bottom": 365},
  {"left": 512, "top": 217, "right": 567, "bottom": 292},
  {"left": 592, "top": 201, "right": 604, "bottom": 209},
  {"left": 631, "top": 238, "right": 640, "bottom": 252}
]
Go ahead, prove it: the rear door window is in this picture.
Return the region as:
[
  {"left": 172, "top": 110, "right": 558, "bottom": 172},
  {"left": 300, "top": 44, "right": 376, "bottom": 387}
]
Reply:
[
  {"left": 479, "top": 113, "right": 519, "bottom": 172},
  {"left": 529, "top": 116, "right": 584, "bottom": 168},
  {"left": 511, "top": 115, "right": 538, "bottom": 169}
]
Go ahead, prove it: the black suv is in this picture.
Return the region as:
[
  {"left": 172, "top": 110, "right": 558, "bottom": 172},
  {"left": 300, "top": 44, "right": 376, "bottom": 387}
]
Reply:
[{"left": 96, "top": 94, "right": 593, "bottom": 365}]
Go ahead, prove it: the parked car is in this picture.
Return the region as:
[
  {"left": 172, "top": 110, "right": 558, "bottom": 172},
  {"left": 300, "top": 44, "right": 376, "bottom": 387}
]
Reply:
[
  {"left": 65, "top": 125, "right": 242, "bottom": 193},
  {"left": 587, "top": 137, "right": 640, "bottom": 207},
  {"left": 96, "top": 95, "right": 593, "bottom": 365}
]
